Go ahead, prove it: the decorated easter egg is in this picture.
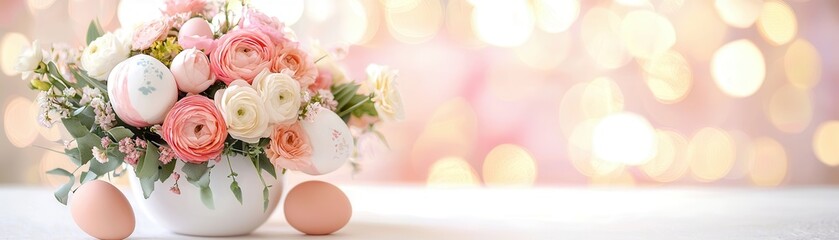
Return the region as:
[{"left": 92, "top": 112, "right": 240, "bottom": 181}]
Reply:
[
  {"left": 284, "top": 181, "right": 352, "bottom": 235},
  {"left": 107, "top": 54, "right": 178, "bottom": 127},
  {"left": 299, "top": 107, "right": 354, "bottom": 175},
  {"left": 70, "top": 180, "right": 135, "bottom": 239}
]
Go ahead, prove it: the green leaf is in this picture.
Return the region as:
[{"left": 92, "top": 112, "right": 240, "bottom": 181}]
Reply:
[
  {"left": 135, "top": 143, "right": 160, "bottom": 179},
  {"left": 70, "top": 67, "right": 106, "bottom": 92},
  {"left": 230, "top": 181, "right": 242, "bottom": 204},
  {"left": 182, "top": 162, "right": 210, "bottom": 186},
  {"left": 373, "top": 130, "right": 391, "bottom": 150},
  {"left": 65, "top": 148, "right": 82, "bottom": 167},
  {"left": 76, "top": 134, "right": 102, "bottom": 166},
  {"left": 46, "top": 168, "right": 74, "bottom": 205},
  {"left": 200, "top": 186, "right": 215, "bottom": 209},
  {"left": 89, "top": 151, "right": 124, "bottom": 176},
  {"left": 139, "top": 171, "right": 158, "bottom": 199},
  {"left": 336, "top": 84, "right": 361, "bottom": 110},
  {"left": 61, "top": 118, "right": 89, "bottom": 139},
  {"left": 107, "top": 127, "right": 134, "bottom": 142},
  {"left": 79, "top": 171, "right": 97, "bottom": 184},
  {"left": 262, "top": 186, "right": 269, "bottom": 211},
  {"left": 158, "top": 160, "right": 176, "bottom": 183},
  {"left": 338, "top": 95, "right": 371, "bottom": 117},
  {"left": 86, "top": 20, "right": 103, "bottom": 45},
  {"left": 258, "top": 153, "right": 276, "bottom": 179}
]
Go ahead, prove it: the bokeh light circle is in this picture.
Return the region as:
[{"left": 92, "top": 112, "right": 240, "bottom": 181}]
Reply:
[
  {"left": 748, "top": 137, "right": 788, "bottom": 187},
  {"left": 581, "top": 7, "right": 630, "bottom": 69},
  {"left": 813, "top": 121, "right": 839, "bottom": 166},
  {"left": 592, "top": 112, "right": 657, "bottom": 165},
  {"left": 5, "top": 97, "right": 39, "bottom": 148},
  {"left": 385, "top": 0, "right": 443, "bottom": 44},
  {"left": 642, "top": 50, "right": 693, "bottom": 104},
  {"left": 784, "top": 39, "right": 821, "bottom": 89},
  {"left": 641, "top": 130, "right": 690, "bottom": 182},
  {"left": 714, "top": 0, "right": 763, "bottom": 28},
  {"left": 471, "top": 0, "right": 534, "bottom": 47},
  {"left": 620, "top": 10, "right": 676, "bottom": 59},
  {"left": 767, "top": 84, "right": 812, "bottom": 133},
  {"left": 250, "top": 0, "right": 305, "bottom": 26},
  {"left": 1, "top": 33, "right": 30, "bottom": 76},
  {"left": 757, "top": 0, "right": 798, "bottom": 46},
  {"left": 711, "top": 39, "right": 766, "bottom": 98},
  {"left": 482, "top": 144, "right": 537, "bottom": 186},
  {"left": 533, "top": 0, "right": 579, "bottom": 33},
  {"left": 688, "top": 128, "right": 736, "bottom": 182},
  {"left": 427, "top": 157, "right": 480, "bottom": 187}
]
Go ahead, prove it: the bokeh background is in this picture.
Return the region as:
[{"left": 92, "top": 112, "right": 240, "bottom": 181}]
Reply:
[{"left": 1, "top": 0, "right": 838, "bottom": 188}]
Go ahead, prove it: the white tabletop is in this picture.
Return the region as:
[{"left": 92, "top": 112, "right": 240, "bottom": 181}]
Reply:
[{"left": 2, "top": 185, "right": 839, "bottom": 239}]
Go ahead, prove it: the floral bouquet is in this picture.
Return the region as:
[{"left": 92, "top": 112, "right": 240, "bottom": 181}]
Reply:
[{"left": 16, "top": 0, "right": 403, "bottom": 213}]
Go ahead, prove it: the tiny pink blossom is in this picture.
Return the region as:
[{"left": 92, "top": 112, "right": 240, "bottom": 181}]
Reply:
[
  {"left": 169, "top": 185, "right": 181, "bottom": 195},
  {"left": 101, "top": 137, "right": 111, "bottom": 149},
  {"left": 118, "top": 138, "right": 135, "bottom": 154},
  {"left": 158, "top": 146, "right": 177, "bottom": 164},
  {"left": 163, "top": 0, "right": 206, "bottom": 16}
]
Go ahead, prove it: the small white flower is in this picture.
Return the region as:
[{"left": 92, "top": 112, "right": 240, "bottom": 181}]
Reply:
[
  {"left": 81, "top": 32, "right": 130, "bottom": 80},
  {"left": 366, "top": 64, "right": 405, "bottom": 121},
  {"left": 252, "top": 69, "right": 302, "bottom": 124},
  {"left": 214, "top": 80, "right": 271, "bottom": 143},
  {"left": 62, "top": 88, "right": 77, "bottom": 98},
  {"left": 15, "top": 40, "right": 44, "bottom": 74},
  {"left": 92, "top": 147, "right": 108, "bottom": 164},
  {"left": 79, "top": 86, "right": 102, "bottom": 105}
]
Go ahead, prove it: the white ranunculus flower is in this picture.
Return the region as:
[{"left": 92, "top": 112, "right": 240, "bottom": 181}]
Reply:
[
  {"left": 366, "top": 64, "right": 405, "bottom": 121},
  {"left": 214, "top": 80, "right": 271, "bottom": 143},
  {"left": 252, "top": 69, "right": 302, "bottom": 124},
  {"left": 15, "top": 40, "right": 44, "bottom": 74},
  {"left": 81, "top": 32, "right": 130, "bottom": 80}
]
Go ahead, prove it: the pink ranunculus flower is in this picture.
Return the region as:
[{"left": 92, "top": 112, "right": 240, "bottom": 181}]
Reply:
[
  {"left": 163, "top": 0, "right": 206, "bottom": 16},
  {"left": 266, "top": 123, "right": 313, "bottom": 172},
  {"left": 271, "top": 43, "right": 317, "bottom": 88},
  {"left": 239, "top": 8, "right": 286, "bottom": 45},
  {"left": 161, "top": 95, "right": 227, "bottom": 164},
  {"left": 132, "top": 19, "right": 170, "bottom": 50},
  {"left": 209, "top": 28, "right": 274, "bottom": 84},
  {"left": 171, "top": 48, "right": 214, "bottom": 94}
]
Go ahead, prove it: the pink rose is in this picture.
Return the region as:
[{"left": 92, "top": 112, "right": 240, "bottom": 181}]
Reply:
[
  {"left": 309, "top": 67, "right": 333, "bottom": 92},
  {"left": 161, "top": 95, "right": 227, "bottom": 163},
  {"left": 132, "top": 20, "right": 170, "bottom": 50},
  {"left": 163, "top": 0, "right": 206, "bottom": 16},
  {"left": 171, "top": 48, "right": 214, "bottom": 93},
  {"left": 210, "top": 28, "right": 274, "bottom": 84},
  {"left": 239, "top": 8, "right": 286, "bottom": 45},
  {"left": 271, "top": 43, "right": 317, "bottom": 88},
  {"left": 266, "top": 123, "right": 313, "bottom": 171}
]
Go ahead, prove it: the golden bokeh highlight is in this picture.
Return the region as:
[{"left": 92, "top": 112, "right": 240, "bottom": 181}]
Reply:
[
  {"left": 27, "top": 0, "right": 57, "bottom": 13},
  {"left": 672, "top": 0, "right": 727, "bottom": 61},
  {"left": 641, "top": 50, "right": 692, "bottom": 104},
  {"left": 117, "top": 0, "right": 163, "bottom": 28},
  {"left": 641, "top": 130, "right": 690, "bottom": 182},
  {"left": 482, "top": 144, "right": 537, "bottom": 186},
  {"left": 580, "top": 77, "right": 625, "bottom": 120},
  {"left": 385, "top": 0, "right": 443, "bottom": 44},
  {"left": 4, "top": 97, "right": 39, "bottom": 148},
  {"left": 592, "top": 112, "right": 657, "bottom": 166},
  {"left": 250, "top": 0, "right": 304, "bottom": 26},
  {"left": 688, "top": 128, "right": 736, "bottom": 182},
  {"left": 580, "top": 7, "right": 630, "bottom": 69},
  {"left": 515, "top": 31, "right": 571, "bottom": 70},
  {"left": 747, "top": 137, "right": 788, "bottom": 187},
  {"left": 813, "top": 121, "right": 839, "bottom": 166},
  {"left": 620, "top": 10, "right": 676, "bottom": 59},
  {"left": 427, "top": 156, "right": 480, "bottom": 187},
  {"left": 533, "top": 0, "right": 579, "bottom": 33},
  {"left": 711, "top": 39, "right": 766, "bottom": 98},
  {"left": 757, "top": 0, "right": 798, "bottom": 46},
  {"left": 784, "top": 39, "right": 821, "bottom": 89},
  {"left": 445, "top": 0, "right": 484, "bottom": 48},
  {"left": 767, "top": 84, "right": 812, "bottom": 133},
  {"left": 568, "top": 120, "right": 625, "bottom": 177},
  {"left": 1, "top": 32, "right": 30, "bottom": 76},
  {"left": 471, "top": 0, "right": 534, "bottom": 47},
  {"left": 411, "top": 98, "right": 478, "bottom": 171},
  {"left": 38, "top": 124, "right": 63, "bottom": 142},
  {"left": 714, "top": 0, "right": 763, "bottom": 28}
]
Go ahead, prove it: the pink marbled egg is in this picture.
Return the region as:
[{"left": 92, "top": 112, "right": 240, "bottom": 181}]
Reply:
[
  {"left": 178, "top": 18, "right": 214, "bottom": 51},
  {"left": 107, "top": 54, "right": 178, "bottom": 127}
]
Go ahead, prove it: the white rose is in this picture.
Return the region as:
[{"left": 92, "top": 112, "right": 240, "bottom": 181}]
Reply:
[
  {"left": 214, "top": 80, "right": 271, "bottom": 143},
  {"left": 253, "top": 69, "right": 302, "bottom": 124},
  {"left": 366, "top": 64, "right": 405, "bottom": 121},
  {"left": 15, "top": 40, "right": 44, "bottom": 73},
  {"left": 81, "top": 32, "right": 130, "bottom": 80}
]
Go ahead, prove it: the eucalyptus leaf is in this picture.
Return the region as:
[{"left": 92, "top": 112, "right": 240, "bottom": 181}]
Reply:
[
  {"left": 46, "top": 62, "right": 67, "bottom": 91},
  {"left": 336, "top": 84, "right": 361, "bottom": 110},
  {"left": 158, "top": 160, "right": 176, "bottom": 183},
  {"left": 79, "top": 171, "right": 97, "bottom": 184},
  {"left": 230, "top": 181, "right": 242, "bottom": 204},
  {"left": 76, "top": 134, "right": 102, "bottom": 166},
  {"left": 46, "top": 168, "right": 74, "bottom": 205},
  {"left": 61, "top": 118, "right": 88, "bottom": 139},
  {"left": 139, "top": 171, "right": 159, "bottom": 199},
  {"left": 200, "top": 186, "right": 215, "bottom": 209},
  {"left": 182, "top": 162, "right": 209, "bottom": 185},
  {"left": 107, "top": 127, "right": 134, "bottom": 141},
  {"left": 70, "top": 67, "right": 107, "bottom": 92},
  {"left": 65, "top": 148, "right": 82, "bottom": 167},
  {"left": 258, "top": 153, "right": 276, "bottom": 179},
  {"left": 89, "top": 151, "right": 123, "bottom": 176},
  {"left": 262, "top": 186, "right": 269, "bottom": 211},
  {"left": 74, "top": 106, "right": 96, "bottom": 128},
  {"left": 135, "top": 143, "right": 160, "bottom": 179},
  {"left": 86, "top": 20, "right": 103, "bottom": 45}
]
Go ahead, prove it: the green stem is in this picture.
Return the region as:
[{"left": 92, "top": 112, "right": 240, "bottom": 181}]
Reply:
[
  {"left": 337, "top": 96, "right": 371, "bottom": 117},
  {"left": 226, "top": 154, "right": 237, "bottom": 182}
]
